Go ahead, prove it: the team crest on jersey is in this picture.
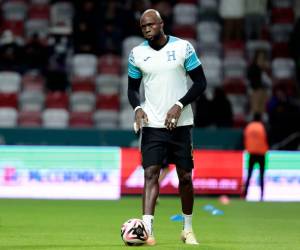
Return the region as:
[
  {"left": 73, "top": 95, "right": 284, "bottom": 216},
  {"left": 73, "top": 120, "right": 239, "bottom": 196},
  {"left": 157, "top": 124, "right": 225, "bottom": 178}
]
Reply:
[
  {"left": 166, "top": 50, "right": 176, "bottom": 61},
  {"left": 185, "top": 43, "right": 194, "bottom": 58}
]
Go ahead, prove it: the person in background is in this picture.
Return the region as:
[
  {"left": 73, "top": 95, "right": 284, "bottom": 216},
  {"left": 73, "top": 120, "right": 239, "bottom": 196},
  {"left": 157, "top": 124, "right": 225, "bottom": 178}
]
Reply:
[
  {"left": 243, "top": 113, "right": 269, "bottom": 201},
  {"left": 247, "top": 49, "right": 271, "bottom": 118},
  {"left": 127, "top": 9, "right": 206, "bottom": 245}
]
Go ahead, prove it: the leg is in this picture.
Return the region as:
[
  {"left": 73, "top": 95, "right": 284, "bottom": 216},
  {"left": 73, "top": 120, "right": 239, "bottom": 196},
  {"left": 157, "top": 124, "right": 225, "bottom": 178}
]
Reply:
[
  {"left": 143, "top": 164, "right": 161, "bottom": 215},
  {"left": 158, "top": 166, "right": 170, "bottom": 185},
  {"left": 176, "top": 167, "right": 194, "bottom": 215},
  {"left": 142, "top": 164, "right": 160, "bottom": 245},
  {"left": 244, "top": 154, "right": 255, "bottom": 197},
  {"left": 177, "top": 166, "right": 199, "bottom": 245},
  {"left": 258, "top": 155, "right": 266, "bottom": 201}
]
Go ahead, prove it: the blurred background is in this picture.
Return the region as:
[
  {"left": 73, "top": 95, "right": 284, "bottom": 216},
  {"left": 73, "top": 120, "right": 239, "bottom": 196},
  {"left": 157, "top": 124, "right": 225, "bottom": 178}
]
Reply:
[{"left": 0, "top": 0, "right": 299, "bottom": 201}]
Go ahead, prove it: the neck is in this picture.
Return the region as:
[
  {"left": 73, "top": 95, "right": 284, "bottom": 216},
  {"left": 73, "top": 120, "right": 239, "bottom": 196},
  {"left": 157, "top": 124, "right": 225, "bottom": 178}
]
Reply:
[{"left": 149, "top": 34, "right": 168, "bottom": 50}]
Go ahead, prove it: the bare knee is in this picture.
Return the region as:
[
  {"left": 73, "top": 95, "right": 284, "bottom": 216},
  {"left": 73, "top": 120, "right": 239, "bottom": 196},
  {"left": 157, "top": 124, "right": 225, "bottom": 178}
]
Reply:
[
  {"left": 178, "top": 171, "right": 192, "bottom": 186},
  {"left": 144, "top": 165, "right": 160, "bottom": 184}
]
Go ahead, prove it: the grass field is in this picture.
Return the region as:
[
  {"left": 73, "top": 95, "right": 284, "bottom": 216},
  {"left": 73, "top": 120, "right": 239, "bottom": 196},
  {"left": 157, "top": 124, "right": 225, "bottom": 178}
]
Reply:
[{"left": 0, "top": 197, "right": 299, "bottom": 250}]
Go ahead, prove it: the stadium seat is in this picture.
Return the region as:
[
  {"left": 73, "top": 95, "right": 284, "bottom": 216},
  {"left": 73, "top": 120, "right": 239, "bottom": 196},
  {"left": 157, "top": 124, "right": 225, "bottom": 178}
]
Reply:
[
  {"left": 272, "top": 58, "right": 295, "bottom": 80},
  {"left": 271, "top": 0, "right": 293, "bottom": 8},
  {"left": 93, "top": 110, "right": 119, "bottom": 129},
  {"left": 197, "top": 21, "right": 221, "bottom": 43},
  {"left": 28, "top": 4, "right": 49, "bottom": 19},
  {"left": 1, "top": 20, "right": 24, "bottom": 37},
  {"left": 246, "top": 40, "right": 271, "bottom": 62},
  {"left": 72, "top": 54, "right": 98, "bottom": 78},
  {"left": 45, "top": 91, "right": 68, "bottom": 109},
  {"left": 69, "top": 111, "right": 93, "bottom": 128},
  {"left": 119, "top": 107, "right": 135, "bottom": 129},
  {"left": 98, "top": 54, "right": 122, "bottom": 76},
  {"left": 0, "top": 107, "right": 18, "bottom": 127},
  {"left": 96, "top": 94, "right": 120, "bottom": 110},
  {"left": 172, "top": 25, "right": 197, "bottom": 39},
  {"left": 70, "top": 92, "right": 95, "bottom": 112},
  {"left": 272, "top": 42, "right": 290, "bottom": 58},
  {"left": 0, "top": 93, "right": 18, "bottom": 108},
  {"left": 198, "top": 42, "right": 222, "bottom": 57},
  {"left": 173, "top": 3, "right": 198, "bottom": 26},
  {"left": 270, "top": 24, "right": 293, "bottom": 43},
  {"left": 96, "top": 74, "right": 120, "bottom": 95},
  {"left": 22, "top": 72, "right": 45, "bottom": 91},
  {"left": 223, "top": 41, "right": 245, "bottom": 57},
  {"left": 200, "top": 55, "right": 223, "bottom": 87},
  {"left": 50, "top": 2, "right": 73, "bottom": 31},
  {"left": 18, "top": 110, "right": 42, "bottom": 127},
  {"left": 19, "top": 90, "right": 45, "bottom": 111},
  {"left": 271, "top": 7, "right": 294, "bottom": 24},
  {"left": 71, "top": 76, "right": 96, "bottom": 93},
  {"left": 223, "top": 56, "right": 247, "bottom": 79},
  {"left": 42, "top": 108, "right": 69, "bottom": 128},
  {"left": 199, "top": 0, "right": 219, "bottom": 11},
  {"left": 25, "top": 18, "right": 49, "bottom": 39},
  {"left": 2, "top": 0, "right": 28, "bottom": 21},
  {"left": 0, "top": 71, "right": 21, "bottom": 93}
]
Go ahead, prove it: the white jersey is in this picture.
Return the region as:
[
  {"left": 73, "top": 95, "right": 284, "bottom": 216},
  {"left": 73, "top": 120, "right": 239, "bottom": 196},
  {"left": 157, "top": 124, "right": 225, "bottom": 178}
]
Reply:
[{"left": 128, "top": 36, "right": 201, "bottom": 128}]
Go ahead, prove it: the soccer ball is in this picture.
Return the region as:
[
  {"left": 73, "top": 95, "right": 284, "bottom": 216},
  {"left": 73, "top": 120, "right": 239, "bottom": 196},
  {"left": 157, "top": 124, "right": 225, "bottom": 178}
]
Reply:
[{"left": 121, "top": 218, "right": 148, "bottom": 246}]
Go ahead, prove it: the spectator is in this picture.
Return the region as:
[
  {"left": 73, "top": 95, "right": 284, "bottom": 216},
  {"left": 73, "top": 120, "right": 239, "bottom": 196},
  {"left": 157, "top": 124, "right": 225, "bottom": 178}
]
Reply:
[
  {"left": 73, "top": 0, "right": 98, "bottom": 53},
  {"left": 194, "top": 93, "right": 213, "bottom": 127},
  {"left": 211, "top": 87, "right": 233, "bottom": 127},
  {"left": 247, "top": 50, "right": 271, "bottom": 118},
  {"left": 23, "top": 33, "right": 48, "bottom": 73},
  {"left": 0, "top": 30, "right": 24, "bottom": 73}
]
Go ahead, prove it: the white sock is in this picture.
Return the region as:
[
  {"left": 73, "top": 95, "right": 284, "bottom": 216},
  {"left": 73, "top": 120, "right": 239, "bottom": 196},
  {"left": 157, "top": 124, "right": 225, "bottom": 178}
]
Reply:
[
  {"left": 183, "top": 213, "right": 193, "bottom": 231},
  {"left": 142, "top": 215, "right": 154, "bottom": 235}
]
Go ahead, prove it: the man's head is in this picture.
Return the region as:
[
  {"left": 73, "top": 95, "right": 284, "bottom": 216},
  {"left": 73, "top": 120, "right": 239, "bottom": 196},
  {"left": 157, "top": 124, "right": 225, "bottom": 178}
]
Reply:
[{"left": 140, "top": 9, "right": 164, "bottom": 42}]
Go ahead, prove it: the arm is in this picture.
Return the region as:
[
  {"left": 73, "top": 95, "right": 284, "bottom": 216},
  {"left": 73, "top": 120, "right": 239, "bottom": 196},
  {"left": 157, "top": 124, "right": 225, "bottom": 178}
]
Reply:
[
  {"left": 179, "top": 65, "right": 207, "bottom": 106},
  {"left": 127, "top": 76, "right": 148, "bottom": 131}
]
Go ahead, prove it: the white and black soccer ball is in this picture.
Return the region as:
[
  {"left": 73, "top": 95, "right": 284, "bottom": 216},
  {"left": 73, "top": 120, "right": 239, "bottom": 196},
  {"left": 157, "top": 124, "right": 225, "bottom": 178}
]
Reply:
[{"left": 121, "top": 218, "right": 148, "bottom": 246}]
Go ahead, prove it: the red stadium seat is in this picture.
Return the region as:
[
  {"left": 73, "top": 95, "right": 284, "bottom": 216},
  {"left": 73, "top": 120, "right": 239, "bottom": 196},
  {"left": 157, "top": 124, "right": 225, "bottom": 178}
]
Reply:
[
  {"left": 172, "top": 25, "right": 196, "bottom": 39},
  {"left": 45, "top": 91, "right": 68, "bottom": 109},
  {"left": 28, "top": 4, "right": 50, "bottom": 20},
  {"left": 272, "top": 42, "right": 290, "bottom": 58},
  {"left": 96, "top": 94, "right": 120, "bottom": 110},
  {"left": 98, "top": 54, "right": 122, "bottom": 76},
  {"left": 271, "top": 8, "right": 294, "bottom": 24},
  {"left": 18, "top": 110, "right": 42, "bottom": 127},
  {"left": 69, "top": 111, "right": 93, "bottom": 128},
  {"left": 22, "top": 72, "right": 45, "bottom": 91},
  {"left": 1, "top": 20, "right": 24, "bottom": 37},
  {"left": 0, "top": 93, "right": 18, "bottom": 108}
]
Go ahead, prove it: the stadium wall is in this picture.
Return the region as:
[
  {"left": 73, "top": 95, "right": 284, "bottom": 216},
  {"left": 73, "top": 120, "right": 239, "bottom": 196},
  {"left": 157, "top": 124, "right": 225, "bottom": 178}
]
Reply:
[{"left": 0, "top": 128, "right": 243, "bottom": 149}]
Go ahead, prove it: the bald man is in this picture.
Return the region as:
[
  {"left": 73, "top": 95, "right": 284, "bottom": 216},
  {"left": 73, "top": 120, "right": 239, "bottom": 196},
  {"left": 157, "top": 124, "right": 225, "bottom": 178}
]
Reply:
[{"left": 127, "top": 9, "right": 207, "bottom": 245}]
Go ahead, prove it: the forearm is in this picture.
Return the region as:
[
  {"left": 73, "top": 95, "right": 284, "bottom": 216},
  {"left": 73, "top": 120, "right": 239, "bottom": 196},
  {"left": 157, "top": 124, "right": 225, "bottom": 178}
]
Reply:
[
  {"left": 127, "top": 76, "right": 142, "bottom": 109},
  {"left": 179, "top": 65, "right": 207, "bottom": 107}
]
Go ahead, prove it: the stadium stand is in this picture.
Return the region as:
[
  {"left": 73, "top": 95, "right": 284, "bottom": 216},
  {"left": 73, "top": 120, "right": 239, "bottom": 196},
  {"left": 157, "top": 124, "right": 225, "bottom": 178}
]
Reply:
[{"left": 0, "top": 0, "right": 299, "bottom": 145}]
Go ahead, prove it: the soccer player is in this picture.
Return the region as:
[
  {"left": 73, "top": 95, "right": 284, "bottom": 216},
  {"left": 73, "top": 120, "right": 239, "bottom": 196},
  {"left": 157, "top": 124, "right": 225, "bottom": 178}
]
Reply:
[{"left": 127, "top": 9, "right": 207, "bottom": 245}]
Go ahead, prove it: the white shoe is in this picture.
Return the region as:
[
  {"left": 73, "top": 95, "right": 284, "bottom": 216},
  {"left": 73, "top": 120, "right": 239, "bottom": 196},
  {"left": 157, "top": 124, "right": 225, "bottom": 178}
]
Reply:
[
  {"left": 145, "top": 234, "right": 156, "bottom": 246},
  {"left": 181, "top": 230, "right": 199, "bottom": 245}
]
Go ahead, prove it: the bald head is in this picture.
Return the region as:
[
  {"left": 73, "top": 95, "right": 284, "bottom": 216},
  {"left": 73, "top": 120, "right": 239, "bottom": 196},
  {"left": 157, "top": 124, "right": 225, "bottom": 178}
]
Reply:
[{"left": 140, "top": 9, "right": 162, "bottom": 23}]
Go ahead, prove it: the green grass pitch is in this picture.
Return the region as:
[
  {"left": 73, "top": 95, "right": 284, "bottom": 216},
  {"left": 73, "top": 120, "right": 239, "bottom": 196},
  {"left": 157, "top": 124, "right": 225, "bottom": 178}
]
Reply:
[{"left": 0, "top": 197, "right": 299, "bottom": 250}]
